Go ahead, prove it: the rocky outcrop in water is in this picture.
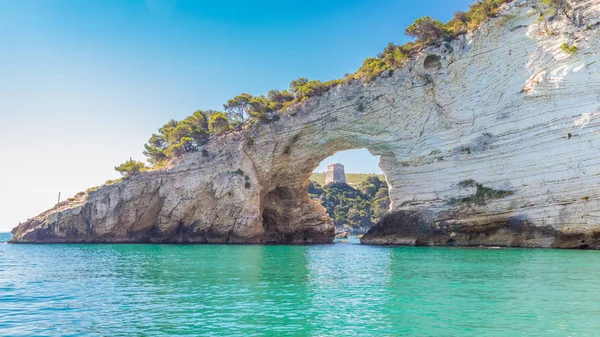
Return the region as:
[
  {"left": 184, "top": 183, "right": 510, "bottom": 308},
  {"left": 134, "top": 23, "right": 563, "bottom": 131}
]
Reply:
[{"left": 11, "top": 0, "right": 600, "bottom": 248}]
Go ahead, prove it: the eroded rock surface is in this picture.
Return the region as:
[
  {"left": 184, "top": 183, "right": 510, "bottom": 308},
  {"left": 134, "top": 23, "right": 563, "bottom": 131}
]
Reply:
[{"left": 11, "top": 0, "right": 600, "bottom": 247}]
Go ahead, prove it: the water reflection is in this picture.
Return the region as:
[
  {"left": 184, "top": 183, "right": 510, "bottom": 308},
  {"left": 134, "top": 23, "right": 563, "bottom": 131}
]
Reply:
[
  {"left": 306, "top": 245, "right": 392, "bottom": 335},
  {"left": 2, "top": 240, "right": 600, "bottom": 336}
]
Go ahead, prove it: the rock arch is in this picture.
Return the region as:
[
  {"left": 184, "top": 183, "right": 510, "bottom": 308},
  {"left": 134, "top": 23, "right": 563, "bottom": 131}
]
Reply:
[
  {"left": 257, "top": 134, "right": 398, "bottom": 244},
  {"left": 11, "top": 1, "right": 600, "bottom": 248}
]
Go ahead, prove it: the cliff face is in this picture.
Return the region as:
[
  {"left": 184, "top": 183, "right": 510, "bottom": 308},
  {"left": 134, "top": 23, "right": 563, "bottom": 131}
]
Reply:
[{"left": 11, "top": 0, "right": 600, "bottom": 247}]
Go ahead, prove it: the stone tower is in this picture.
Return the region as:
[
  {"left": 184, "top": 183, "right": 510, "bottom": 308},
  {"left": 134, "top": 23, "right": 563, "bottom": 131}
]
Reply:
[{"left": 325, "top": 163, "right": 346, "bottom": 184}]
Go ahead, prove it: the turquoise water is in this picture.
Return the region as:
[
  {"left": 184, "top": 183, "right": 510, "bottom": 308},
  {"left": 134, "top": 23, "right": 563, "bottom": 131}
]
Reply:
[{"left": 2, "top": 232, "right": 600, "bottom": 336}]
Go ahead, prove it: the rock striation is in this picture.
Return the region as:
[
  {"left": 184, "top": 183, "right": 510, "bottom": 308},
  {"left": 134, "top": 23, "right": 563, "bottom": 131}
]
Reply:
[{"left": 11, "top": 0, "right": 600, "bottom": 248}]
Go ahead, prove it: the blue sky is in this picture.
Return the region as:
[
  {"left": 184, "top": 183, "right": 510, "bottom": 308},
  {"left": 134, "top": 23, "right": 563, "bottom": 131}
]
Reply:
[{"left": 0, "top": 0, "right": 473, "bottom": 231}]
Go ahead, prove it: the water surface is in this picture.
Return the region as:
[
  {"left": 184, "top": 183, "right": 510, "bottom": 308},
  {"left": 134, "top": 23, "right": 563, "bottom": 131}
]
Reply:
[{"left": 2, "top": 232, "right": 600, "bottom": 336}]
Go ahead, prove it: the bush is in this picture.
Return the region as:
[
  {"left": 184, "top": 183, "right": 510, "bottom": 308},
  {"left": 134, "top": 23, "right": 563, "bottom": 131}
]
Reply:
[
  {"left": 115, "top": 159, "right": 147, "bottom": 178},
  {"left": 452, "top": 181, "right": 513, "bottom": 206},
  {"left": 289, "top": 78, "right": 309, "bottom": 99},
  {"left": 86, "top": 186, "right": 101, "bottom": 194},
  {"left": 267, "top": 89, "right": 294, "bottom": 109},
  {"left": 444, "top": 0, "right": 511, "bottom": 36},
  {"left": 105, "top": 178, "right": 123, "bottom": 186},
  {"left": 405, "top": 16, "right": 448, "bottom": 47},
  {"left": 354, "top": 43, "right": 415, "bottom": 81},
  {"left": 247, "top": 95, "right": 273, "bottom": 121},
  {"left": 560, "top": 43, "right": 578, "bottom": 55},
  {"left": 542, "top": 0, "right": 573, "bottom": 19},
  {"left": 142, "top": 110, "right": 212, "bottom": 164},
  {"left": 458, "top": 179, "right": 476, "bottom": 188},
  {"left": 208, "top": 112, "right": 231, "bottom": 133}
]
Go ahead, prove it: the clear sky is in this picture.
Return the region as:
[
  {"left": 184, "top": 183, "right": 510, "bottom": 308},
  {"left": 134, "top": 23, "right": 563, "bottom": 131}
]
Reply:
[{"left": 0, "top": 0, "right": 473, "bottom": 231}]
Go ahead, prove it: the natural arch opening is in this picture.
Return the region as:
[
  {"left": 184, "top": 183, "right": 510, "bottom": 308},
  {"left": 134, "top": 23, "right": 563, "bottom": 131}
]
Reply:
[
  {"left": 306, "top": 149, "right": 390, "bottom": 241},
  {"left": 258, "top": 129, "right": 398, "bottom": 244}
]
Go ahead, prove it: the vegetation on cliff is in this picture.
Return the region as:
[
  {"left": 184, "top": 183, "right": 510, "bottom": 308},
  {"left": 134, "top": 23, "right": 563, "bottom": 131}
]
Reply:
[
  {"left": 116, "top": 0, "right": 572, "bottom": 174},
  {"left": 560, "top": 42, "right": 579, "bottom": 55},
  {"left": 308, "top": 176, "right": 390, "bottom": 233},
  {"left": 115, "top": 159, "right": 147, "bottom": 177},
  {"left": 142, "top": 110, "right": 214, "bottom": 165},
  {"left": 542, "top": 0, "right": 573, "bottom": 19}
]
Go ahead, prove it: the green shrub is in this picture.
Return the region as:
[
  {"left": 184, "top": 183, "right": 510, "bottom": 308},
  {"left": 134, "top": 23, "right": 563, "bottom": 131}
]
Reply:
[
  {"left": 142, "top": 110, "right": 212, "bottom": 164},
  {"left": 560, "top": 43, "right": 578, "bottom": 55},
  {"left": 115, "top": 159, "right": 147, "bottom": 178},
  {"left": 247, "top": 95, "right": 273, "bottom": 121},
  {"left": 405, "top": 16, "right": 448, "bottom": 47},
  {"left": 542, "top": 0, "right": 573, "bottom": 19},
  {"left": 105, "top": 178, "right": 123, "bottom": 186},
  {"left": 86, "top": 186, "right": 101, "bottom": 194},
  {"left": 208, "top": 112, "right": 231, "bottom": 133},
  {"left": 453, "top": 182, "right": 513, "bottom": 206},
  {"left": 442, "top": 0, "right": 512, "bottom": 35},
  {"left": 418, "top": 73, "right": 434, "bottom": 85},
  {"left": 289, "top": 78, "right": 341, "bottom": 101},
  {"left": 458, "top": 179, "right": 476, "bottom": 188},
  {"left": 267, "top": 89, "right": 294, "bottom": 106}
]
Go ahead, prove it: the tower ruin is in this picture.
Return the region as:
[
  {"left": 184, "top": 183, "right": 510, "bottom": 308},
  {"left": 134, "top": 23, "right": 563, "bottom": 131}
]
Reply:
[{"left": 325, "top": 163, "right": 346, "bottom": 184}]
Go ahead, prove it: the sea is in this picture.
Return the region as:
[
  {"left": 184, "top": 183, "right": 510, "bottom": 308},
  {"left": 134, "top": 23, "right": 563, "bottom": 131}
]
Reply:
[{"left": 1, "top": 231, "right": 600, "bottom": 336}]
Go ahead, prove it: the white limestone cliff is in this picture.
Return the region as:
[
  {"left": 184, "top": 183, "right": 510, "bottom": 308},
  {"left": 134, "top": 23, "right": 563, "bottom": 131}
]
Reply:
[{"left": 11, "top": 0, "right": 600, "bottom": 248}]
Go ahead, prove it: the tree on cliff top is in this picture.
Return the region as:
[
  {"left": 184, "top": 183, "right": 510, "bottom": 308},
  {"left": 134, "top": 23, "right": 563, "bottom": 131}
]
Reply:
[
  {"left": 208, "top": 112, "right": 231, "bottom": 133},
  {"left": 224, "top": 93, "right": 253, "bottom": 123},
  {"left": 115, "top": 159, "right": 147, "bottom": 177},
  {"left": 289, "top": 77, "right": 343, "bottom": 102},
  {"left": 247, "top": 95, "right": 273, "bottom": 121},
  {"left": 289, "top": 78, "right": 309, "bottom": 99},
  {"left": 267, "top": 89, "right": 294, "bottom": 107},
  {"left": 143, "top": 110, "right": 213, "bottom": 164},
  {"left": 405, "top": 16, "right": 448, "bottom": 48}
]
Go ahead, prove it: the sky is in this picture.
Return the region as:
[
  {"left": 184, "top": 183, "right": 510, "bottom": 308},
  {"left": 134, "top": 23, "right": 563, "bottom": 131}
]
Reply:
[{"left": 0, "top": 0, "right": 474, "bottom": 231}]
